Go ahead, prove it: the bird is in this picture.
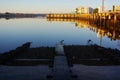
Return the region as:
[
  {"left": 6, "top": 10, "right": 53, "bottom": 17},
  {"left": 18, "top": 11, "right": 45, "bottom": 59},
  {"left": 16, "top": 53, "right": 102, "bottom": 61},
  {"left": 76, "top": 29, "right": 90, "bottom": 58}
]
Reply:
[
  {"left": 60, "top": 40, "right": 64, "bottom": 44},
  {"left": 87, "top": 39, "right": 93, "bottom": 45}
]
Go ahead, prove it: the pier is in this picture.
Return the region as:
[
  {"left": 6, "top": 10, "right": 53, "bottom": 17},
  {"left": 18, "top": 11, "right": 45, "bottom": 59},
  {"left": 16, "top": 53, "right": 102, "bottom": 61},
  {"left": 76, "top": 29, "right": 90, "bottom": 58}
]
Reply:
[
  {"left": 46, "top": 13, "right": 75, "bottom": 19},
  {"left": 46, "top": 12, "right": 120, "bottom": 24}
]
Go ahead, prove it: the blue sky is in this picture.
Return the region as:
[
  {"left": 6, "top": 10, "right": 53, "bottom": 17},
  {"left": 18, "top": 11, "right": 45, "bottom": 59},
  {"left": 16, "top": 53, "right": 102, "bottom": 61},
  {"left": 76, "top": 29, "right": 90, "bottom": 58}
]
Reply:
[{"left": 0, "top": 0, "right": 120, "bottom": 13}]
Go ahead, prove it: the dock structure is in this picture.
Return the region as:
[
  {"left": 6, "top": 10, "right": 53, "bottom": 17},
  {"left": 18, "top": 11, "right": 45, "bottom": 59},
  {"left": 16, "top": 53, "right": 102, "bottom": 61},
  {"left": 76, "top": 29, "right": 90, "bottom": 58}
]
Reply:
[
  {"left": 46, "top": 12, "right": 120, "bottom": 23},
  {"left": 46, "top": 13, "right": 75, "bottom": 19}
]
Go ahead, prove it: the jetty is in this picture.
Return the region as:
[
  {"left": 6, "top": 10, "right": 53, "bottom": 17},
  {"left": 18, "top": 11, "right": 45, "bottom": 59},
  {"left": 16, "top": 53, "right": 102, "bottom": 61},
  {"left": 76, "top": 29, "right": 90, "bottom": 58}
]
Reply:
[{"left": 46, "top": 12, "right": 120, "bottom": 24}]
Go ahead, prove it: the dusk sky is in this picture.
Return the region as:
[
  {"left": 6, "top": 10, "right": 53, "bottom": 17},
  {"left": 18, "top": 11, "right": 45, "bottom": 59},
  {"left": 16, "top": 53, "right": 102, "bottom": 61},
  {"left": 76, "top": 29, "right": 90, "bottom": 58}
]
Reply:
[{"left": 0, "top": 0, "right": 120, "bottom": 13}]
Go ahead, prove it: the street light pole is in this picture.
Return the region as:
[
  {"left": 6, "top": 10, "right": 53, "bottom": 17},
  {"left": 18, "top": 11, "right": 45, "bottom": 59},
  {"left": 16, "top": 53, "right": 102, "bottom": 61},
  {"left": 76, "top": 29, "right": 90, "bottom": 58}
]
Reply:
[{"left": 102, "top": 0, "right": 104, "bottom": 12}]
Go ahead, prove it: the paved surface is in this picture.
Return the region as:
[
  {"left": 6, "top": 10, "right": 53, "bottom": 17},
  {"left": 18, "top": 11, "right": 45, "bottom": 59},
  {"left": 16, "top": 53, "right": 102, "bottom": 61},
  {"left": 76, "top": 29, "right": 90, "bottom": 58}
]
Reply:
[
  {"left": 53, "top": 43, "right": 71, "bottom": 80},
  {"left": 1, "top": 43, "right": 120, "bottom": 80},
  {"left": 53, "top": 56, "right": 71, "bottom": 80},
  {"left": 1, "top": 65, "right": 120, "bottom": 80},
  {"left": 0, "top": 65, "right": 50, "bottom": 80},
  {"left": 72, "top": 64, "right": 120, "bottom": 80}
]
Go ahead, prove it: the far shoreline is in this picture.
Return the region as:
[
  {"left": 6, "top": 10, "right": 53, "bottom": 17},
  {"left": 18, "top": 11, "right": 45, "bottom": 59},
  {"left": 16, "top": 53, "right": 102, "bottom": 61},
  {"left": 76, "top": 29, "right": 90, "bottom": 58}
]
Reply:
[{"left": 0, "top": 12, "right": 46, "bottom": 19}]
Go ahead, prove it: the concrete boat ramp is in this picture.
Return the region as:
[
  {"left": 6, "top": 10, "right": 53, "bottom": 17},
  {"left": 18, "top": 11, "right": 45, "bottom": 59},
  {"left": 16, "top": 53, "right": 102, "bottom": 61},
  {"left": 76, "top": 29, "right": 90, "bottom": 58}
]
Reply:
[
  {"left": 53, "top": 56, "right": 71, "bottom": 80},
  {"left": 48, "top": 42, "right": 77, "bottom": 80}
]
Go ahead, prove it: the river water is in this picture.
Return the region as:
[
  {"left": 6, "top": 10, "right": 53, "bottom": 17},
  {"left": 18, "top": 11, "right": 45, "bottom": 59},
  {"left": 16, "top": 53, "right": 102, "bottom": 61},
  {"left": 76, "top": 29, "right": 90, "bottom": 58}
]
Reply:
[{"left": 0, "top": 17, "right": 120, "bottom": 53}]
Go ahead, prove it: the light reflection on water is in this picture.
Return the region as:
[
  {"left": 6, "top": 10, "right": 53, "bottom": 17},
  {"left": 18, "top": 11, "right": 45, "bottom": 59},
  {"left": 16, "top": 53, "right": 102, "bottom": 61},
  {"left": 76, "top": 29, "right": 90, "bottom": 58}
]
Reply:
[{"left": 0, "top": 18, "right": 119, "bottom": 53}]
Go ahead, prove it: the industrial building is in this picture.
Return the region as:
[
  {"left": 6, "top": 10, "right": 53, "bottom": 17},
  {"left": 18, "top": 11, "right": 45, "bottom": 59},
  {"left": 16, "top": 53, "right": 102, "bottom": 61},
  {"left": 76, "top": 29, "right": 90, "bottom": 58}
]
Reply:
[{"left": 76, "top": 7, "right": 93, "bottom": 14}]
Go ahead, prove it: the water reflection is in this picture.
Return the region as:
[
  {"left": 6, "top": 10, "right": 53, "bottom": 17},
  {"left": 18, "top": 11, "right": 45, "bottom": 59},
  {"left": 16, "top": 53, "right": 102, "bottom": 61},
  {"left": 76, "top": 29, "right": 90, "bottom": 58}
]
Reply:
[
  {"left": 77, "top": 20, "right": 120, "bottom": 47},
  {"left": 0, "top": 18, "right": 120, "bottom": 53},
  {"left": 47, "top": 18, "right": 120, "bottom": 47}
]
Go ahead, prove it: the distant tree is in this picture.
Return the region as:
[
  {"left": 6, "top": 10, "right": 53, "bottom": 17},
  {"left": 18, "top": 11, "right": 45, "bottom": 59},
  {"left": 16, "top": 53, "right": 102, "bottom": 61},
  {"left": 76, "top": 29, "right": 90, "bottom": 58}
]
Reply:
[
  {"left": 5, "top": 12, "right": 10, "bottom": 14},
  {"left": 93, "top": 8, "right": 99, "bottom": 13},
  {"left": 108, "top": 10, "right": 112, "bottom": 12}
]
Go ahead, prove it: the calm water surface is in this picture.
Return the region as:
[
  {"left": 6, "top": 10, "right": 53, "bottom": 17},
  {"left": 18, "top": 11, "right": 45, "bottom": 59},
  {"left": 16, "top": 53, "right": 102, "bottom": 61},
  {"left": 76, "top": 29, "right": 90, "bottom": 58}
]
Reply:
[{"left": 0, "top": 18, "right": 119, "bottom": 53}]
